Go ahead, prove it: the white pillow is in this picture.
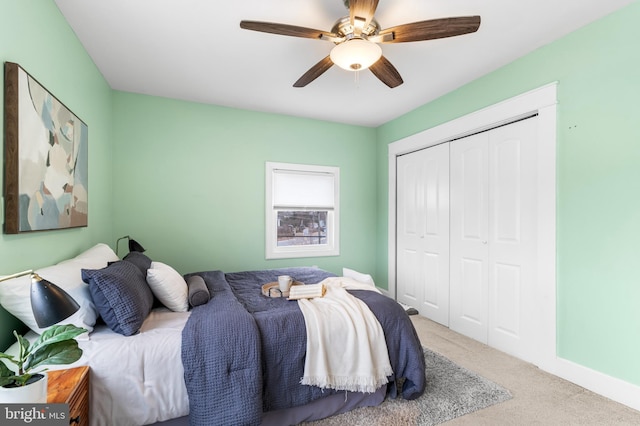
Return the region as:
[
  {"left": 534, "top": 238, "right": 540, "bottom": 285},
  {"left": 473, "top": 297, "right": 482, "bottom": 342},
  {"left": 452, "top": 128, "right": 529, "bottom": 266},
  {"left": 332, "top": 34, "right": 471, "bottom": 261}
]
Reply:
[
  {"left": 146, "top": 262, "right": 188, "bottom": 312},
  {"left": 0, "top": 243, "right": 119, "bottom": 335},
  {"left": 342, "top": 267, "right": 376, "bottom": 288}
]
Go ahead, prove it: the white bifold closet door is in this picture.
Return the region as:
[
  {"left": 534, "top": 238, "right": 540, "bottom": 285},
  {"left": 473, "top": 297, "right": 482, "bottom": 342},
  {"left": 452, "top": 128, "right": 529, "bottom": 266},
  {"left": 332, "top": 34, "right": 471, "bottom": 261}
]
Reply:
[
  {"left": 396, "top": 143, "right": 450, "bottom": 326},
  {"left": 449, "top": 117, "right": 538, "bottom": 362}
]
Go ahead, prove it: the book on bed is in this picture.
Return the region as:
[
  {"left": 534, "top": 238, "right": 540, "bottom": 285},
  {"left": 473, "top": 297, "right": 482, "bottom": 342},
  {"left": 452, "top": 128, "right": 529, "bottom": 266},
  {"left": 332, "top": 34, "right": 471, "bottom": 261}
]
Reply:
[{"left": 288, "top": 283, "right": 326, "bottom": 300}]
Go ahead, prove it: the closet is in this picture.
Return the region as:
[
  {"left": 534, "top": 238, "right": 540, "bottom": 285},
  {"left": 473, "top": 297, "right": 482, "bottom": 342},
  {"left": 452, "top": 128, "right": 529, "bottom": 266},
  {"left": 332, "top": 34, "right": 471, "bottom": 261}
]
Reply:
[{"left": 397, "top": 117, "right": 538, "bottom": 362}]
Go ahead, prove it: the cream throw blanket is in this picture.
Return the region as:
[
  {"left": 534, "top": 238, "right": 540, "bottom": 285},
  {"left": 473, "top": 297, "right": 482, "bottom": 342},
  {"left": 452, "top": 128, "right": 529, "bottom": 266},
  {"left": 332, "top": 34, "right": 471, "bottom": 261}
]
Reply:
[{"left": 298, "top": 277, "right": 393, "bottom": 393}]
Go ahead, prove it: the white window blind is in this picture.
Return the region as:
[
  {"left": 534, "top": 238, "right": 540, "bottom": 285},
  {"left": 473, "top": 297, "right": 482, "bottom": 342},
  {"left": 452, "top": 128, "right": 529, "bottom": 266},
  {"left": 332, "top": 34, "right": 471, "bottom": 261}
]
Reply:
[{"left": 272, "top": 169, "right": 335, "bottom": 210}]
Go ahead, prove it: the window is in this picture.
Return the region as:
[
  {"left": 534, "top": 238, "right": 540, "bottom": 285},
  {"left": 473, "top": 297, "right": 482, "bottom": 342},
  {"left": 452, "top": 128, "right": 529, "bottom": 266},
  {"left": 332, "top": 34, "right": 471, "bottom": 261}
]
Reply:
[{"left": 266, "top": 162, "right": 339, "bottom": 259}]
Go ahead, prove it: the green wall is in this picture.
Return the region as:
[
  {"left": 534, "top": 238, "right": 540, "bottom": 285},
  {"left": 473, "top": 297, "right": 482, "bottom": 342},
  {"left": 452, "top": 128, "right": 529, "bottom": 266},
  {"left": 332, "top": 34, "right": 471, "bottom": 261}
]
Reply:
[
  {"left": 0, "top": 0, "right": 114, "bottom": 350},
  {"left": 376, "top": 2, "right": 640, "bottom": 386},
  {"left": 112, "top": 92, "right": 378, "bottom": 276},
  {"left": 2, "top": 0, "right": 639, "bottom": 398}
]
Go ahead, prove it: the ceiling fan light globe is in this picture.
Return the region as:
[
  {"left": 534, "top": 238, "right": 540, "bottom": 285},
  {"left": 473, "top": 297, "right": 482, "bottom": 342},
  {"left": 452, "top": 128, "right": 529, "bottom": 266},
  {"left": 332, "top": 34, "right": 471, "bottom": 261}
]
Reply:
[{"left": 330, "top": 39, "right": 382, "bottom": 71}]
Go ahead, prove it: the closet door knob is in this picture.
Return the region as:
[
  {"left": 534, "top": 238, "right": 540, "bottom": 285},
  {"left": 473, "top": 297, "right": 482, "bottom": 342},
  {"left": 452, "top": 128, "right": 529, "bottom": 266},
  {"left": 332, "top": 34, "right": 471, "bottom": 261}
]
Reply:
[{"left": 482, "top": 240, "right": 487, "bottom": 244}]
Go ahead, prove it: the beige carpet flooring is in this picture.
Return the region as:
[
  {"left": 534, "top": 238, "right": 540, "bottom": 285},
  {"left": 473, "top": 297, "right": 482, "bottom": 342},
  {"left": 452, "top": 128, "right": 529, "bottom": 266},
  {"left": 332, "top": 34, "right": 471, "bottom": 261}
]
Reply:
[{"left": 411, "top": 315, "right": 640, "bottom": 425}]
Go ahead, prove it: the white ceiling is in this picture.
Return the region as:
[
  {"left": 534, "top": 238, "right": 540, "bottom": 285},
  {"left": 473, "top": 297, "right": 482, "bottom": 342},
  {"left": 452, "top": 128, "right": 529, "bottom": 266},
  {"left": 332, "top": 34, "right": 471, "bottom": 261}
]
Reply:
[{"left": 54, "top": 0, "right": 634, "bottom": 127}]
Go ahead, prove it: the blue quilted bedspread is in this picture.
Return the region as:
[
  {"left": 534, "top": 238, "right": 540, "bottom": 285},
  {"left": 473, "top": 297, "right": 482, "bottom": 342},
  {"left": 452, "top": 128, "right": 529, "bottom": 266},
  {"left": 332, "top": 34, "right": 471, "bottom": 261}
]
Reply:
[{"left": 181, "top": 267, "right": 425, "bottom": 426}]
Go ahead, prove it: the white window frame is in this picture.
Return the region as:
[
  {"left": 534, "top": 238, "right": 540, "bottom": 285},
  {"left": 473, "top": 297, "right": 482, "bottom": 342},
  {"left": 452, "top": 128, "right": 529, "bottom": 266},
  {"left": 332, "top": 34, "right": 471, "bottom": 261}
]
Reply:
[{"left": 266, "top": 162, "right": 340, "bottom": 259}]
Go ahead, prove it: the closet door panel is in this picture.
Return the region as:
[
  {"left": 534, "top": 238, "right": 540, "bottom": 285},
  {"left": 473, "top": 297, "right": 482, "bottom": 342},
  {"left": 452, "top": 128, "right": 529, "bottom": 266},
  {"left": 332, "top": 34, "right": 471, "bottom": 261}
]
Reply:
[
  {"left": 488, "top": 118, "right": 538, "bottom": 362},
  {"left": 493, "top": 262, "right": 521, "bottom": 337},
  {"left": 397, "top": 157, "right": 422, "bottom": 307},
  {"left": 450, "top": 133, "right": 489, "bottom": 342},
  {"left": 460, "top": 257, "right": 485, "bottom": 324},
  {"left": 461, "top": 146, "right": 486, "bottom": 242},
  {"left": 401, "top": 161, "right": 420, "bottom": 236},
  {"left": 422, "top": 252, "right": 441, "bottom": 308},
  {"left": 419, "top": 147, "right": 449, "bottom": 324},
  {"left": 396, "top": 144, "right": 450, "bottom": 326},
  {"left": 493, "top": 139, "right": 521, "bottom": 242},
  {"left": 397, "top": 248, "right": 420, "bottom": 306}
]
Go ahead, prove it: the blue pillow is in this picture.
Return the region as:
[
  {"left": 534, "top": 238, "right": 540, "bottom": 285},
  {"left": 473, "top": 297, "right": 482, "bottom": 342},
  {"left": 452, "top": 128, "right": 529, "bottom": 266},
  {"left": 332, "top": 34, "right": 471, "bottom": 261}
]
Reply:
[{"left": 82, "top": 260, "right": 154, "bottom": 336}]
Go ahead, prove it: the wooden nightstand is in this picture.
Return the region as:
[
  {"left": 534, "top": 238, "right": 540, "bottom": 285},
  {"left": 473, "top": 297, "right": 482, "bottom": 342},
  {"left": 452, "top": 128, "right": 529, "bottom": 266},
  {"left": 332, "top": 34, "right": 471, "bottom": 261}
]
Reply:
[{"left": 47, "top": 366, "right": 89, "bottom": 426}]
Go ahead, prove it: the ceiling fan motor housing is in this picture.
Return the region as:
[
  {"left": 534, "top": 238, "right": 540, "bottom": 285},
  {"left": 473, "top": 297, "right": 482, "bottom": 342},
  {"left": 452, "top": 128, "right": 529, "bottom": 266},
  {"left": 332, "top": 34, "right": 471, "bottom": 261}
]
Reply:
[{"left": 331, "top": 16, "right": 380, "bottom": 40}]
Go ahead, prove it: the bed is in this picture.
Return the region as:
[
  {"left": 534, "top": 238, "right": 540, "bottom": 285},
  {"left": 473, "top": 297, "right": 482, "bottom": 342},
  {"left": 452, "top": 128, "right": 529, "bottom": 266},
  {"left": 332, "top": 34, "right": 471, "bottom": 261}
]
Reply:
[{"left": 0, "top": 244, "right": 425, "bottom": 425}]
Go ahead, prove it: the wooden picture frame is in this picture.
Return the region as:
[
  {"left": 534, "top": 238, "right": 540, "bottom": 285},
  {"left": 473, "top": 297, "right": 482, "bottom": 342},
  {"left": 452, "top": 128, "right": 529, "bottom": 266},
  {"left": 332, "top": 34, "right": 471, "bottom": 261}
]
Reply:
[{"left": 3, "top": 62, "right": 88, "bottom": 233}]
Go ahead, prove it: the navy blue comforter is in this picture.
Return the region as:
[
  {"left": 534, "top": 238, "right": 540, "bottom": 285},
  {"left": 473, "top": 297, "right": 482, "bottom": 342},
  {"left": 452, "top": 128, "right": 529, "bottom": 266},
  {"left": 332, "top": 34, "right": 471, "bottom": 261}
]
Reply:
[{"left": 181, "top": 267, "right": 425, "bottom": 425}]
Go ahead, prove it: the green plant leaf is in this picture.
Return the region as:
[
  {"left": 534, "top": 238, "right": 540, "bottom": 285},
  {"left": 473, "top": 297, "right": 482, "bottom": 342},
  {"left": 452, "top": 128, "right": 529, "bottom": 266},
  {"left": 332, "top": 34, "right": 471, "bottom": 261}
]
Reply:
[
  {"left": 14, "top": 331, "right": 30, "bottom": 354},
  {"left": 0, "top": 362, "right": 18, "bottom": 387},
  {"left": 0, "top": 376, "right": 16, "bottom": 387},
  {"left": 11, "top": 373, "right": 33, "bottom": 387},
  {"left": 29, "top": 324, "right": 86, "bottom": 354},
  {"left": 26, "top": 340, "right": 82, "bottom": 372},
  {"left": 0, "top": 352, "right": 17, "bottom": 362},
  {"left": 0, "top": 361, "right": 14, "bottom": 378}
]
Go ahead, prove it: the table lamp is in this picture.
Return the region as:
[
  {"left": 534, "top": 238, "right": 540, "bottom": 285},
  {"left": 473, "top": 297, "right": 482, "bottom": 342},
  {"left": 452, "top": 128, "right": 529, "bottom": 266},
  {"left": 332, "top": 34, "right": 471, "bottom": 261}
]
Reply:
[{"left": 0, "top": 270, "right": 80, "bottom": 328}]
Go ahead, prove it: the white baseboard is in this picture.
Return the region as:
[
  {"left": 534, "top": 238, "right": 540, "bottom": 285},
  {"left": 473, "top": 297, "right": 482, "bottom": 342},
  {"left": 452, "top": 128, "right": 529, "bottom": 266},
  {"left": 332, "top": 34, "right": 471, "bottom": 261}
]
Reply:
[
  {"left": 388, "top": 288, "right": 640, "bottom": 413},
  {"left": 544, "top": 356, "right": 640, "bottom": 412}
]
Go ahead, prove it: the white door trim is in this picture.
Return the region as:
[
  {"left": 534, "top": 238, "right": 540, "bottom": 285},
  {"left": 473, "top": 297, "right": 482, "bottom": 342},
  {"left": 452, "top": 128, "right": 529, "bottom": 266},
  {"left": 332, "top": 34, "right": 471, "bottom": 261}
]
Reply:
[{"left": 388, "top": 82, "right": 558, "bottom": 370}]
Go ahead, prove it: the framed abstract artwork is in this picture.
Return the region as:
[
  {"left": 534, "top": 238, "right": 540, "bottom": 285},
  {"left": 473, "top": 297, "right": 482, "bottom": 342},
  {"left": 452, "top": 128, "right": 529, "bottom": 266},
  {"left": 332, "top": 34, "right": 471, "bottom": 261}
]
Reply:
[{"left": 3, "top": 62, "right": 88, "bottom": 233}]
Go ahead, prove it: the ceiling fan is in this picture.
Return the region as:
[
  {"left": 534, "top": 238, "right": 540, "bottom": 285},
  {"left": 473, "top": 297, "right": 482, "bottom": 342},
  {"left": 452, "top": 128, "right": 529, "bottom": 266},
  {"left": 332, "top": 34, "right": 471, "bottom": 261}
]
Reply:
[{"left": 240, "top": 0, "right": 480, "bottom": 88}]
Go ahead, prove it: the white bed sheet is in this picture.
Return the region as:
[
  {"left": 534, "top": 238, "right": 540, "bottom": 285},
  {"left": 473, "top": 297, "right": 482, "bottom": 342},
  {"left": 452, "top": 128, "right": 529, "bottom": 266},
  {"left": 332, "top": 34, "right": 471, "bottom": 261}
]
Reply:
[{"left": 11, "top": 308, "right": 191, "bottom": 426}]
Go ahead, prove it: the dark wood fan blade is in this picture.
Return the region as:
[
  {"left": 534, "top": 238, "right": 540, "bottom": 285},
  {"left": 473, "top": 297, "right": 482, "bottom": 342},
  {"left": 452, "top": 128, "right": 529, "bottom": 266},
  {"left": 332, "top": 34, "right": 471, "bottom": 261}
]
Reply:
[
  {"left": 240, "top": 20, "right": 335, "bottom": 40},
  {"left": 379, "top": 16, "right": 481, "bottom": 43},
  {"left": 369, "top": 56, "right": 403, "bottom": 88},
  {"left": 349, "top": 0, "right": 379, "bottom": 27},
  {"left": 293, "top": 56, "right": 334, "bottom": 87}
]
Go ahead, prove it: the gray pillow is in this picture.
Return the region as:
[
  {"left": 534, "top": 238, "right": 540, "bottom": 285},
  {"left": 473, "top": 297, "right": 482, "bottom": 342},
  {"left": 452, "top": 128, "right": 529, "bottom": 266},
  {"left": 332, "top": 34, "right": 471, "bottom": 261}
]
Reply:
[
  {"left": 123, "top": 251, "right": 152, "bottom": 274},
  {"left": 82, "top": 261, "right": 154, "bottom": 336},
  {"left": 187, "top": 275, "right": 210, "bottom": 307}
]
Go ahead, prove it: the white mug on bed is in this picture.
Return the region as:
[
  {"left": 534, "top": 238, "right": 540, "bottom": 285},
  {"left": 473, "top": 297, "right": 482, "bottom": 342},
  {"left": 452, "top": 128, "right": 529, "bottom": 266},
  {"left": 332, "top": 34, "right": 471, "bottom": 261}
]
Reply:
[{"left": 278, "top": 275, "right": 293, "bottom": 292}]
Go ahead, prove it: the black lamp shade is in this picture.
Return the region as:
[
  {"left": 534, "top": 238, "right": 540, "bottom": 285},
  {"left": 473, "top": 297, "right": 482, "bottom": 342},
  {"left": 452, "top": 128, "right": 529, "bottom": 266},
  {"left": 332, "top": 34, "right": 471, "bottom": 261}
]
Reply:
[
  {"left": 128, "top": 238, "right": 146, "bottom": 253},
  {"left": 30, "top": 273, "right": 80, "bottom": 328}
]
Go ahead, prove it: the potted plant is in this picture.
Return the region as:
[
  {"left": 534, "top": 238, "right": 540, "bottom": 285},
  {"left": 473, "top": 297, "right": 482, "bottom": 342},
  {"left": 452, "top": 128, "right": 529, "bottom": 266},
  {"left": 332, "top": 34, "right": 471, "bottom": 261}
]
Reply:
[{"left": 0, "top": 324, "right": 86, "bottom": 403}]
